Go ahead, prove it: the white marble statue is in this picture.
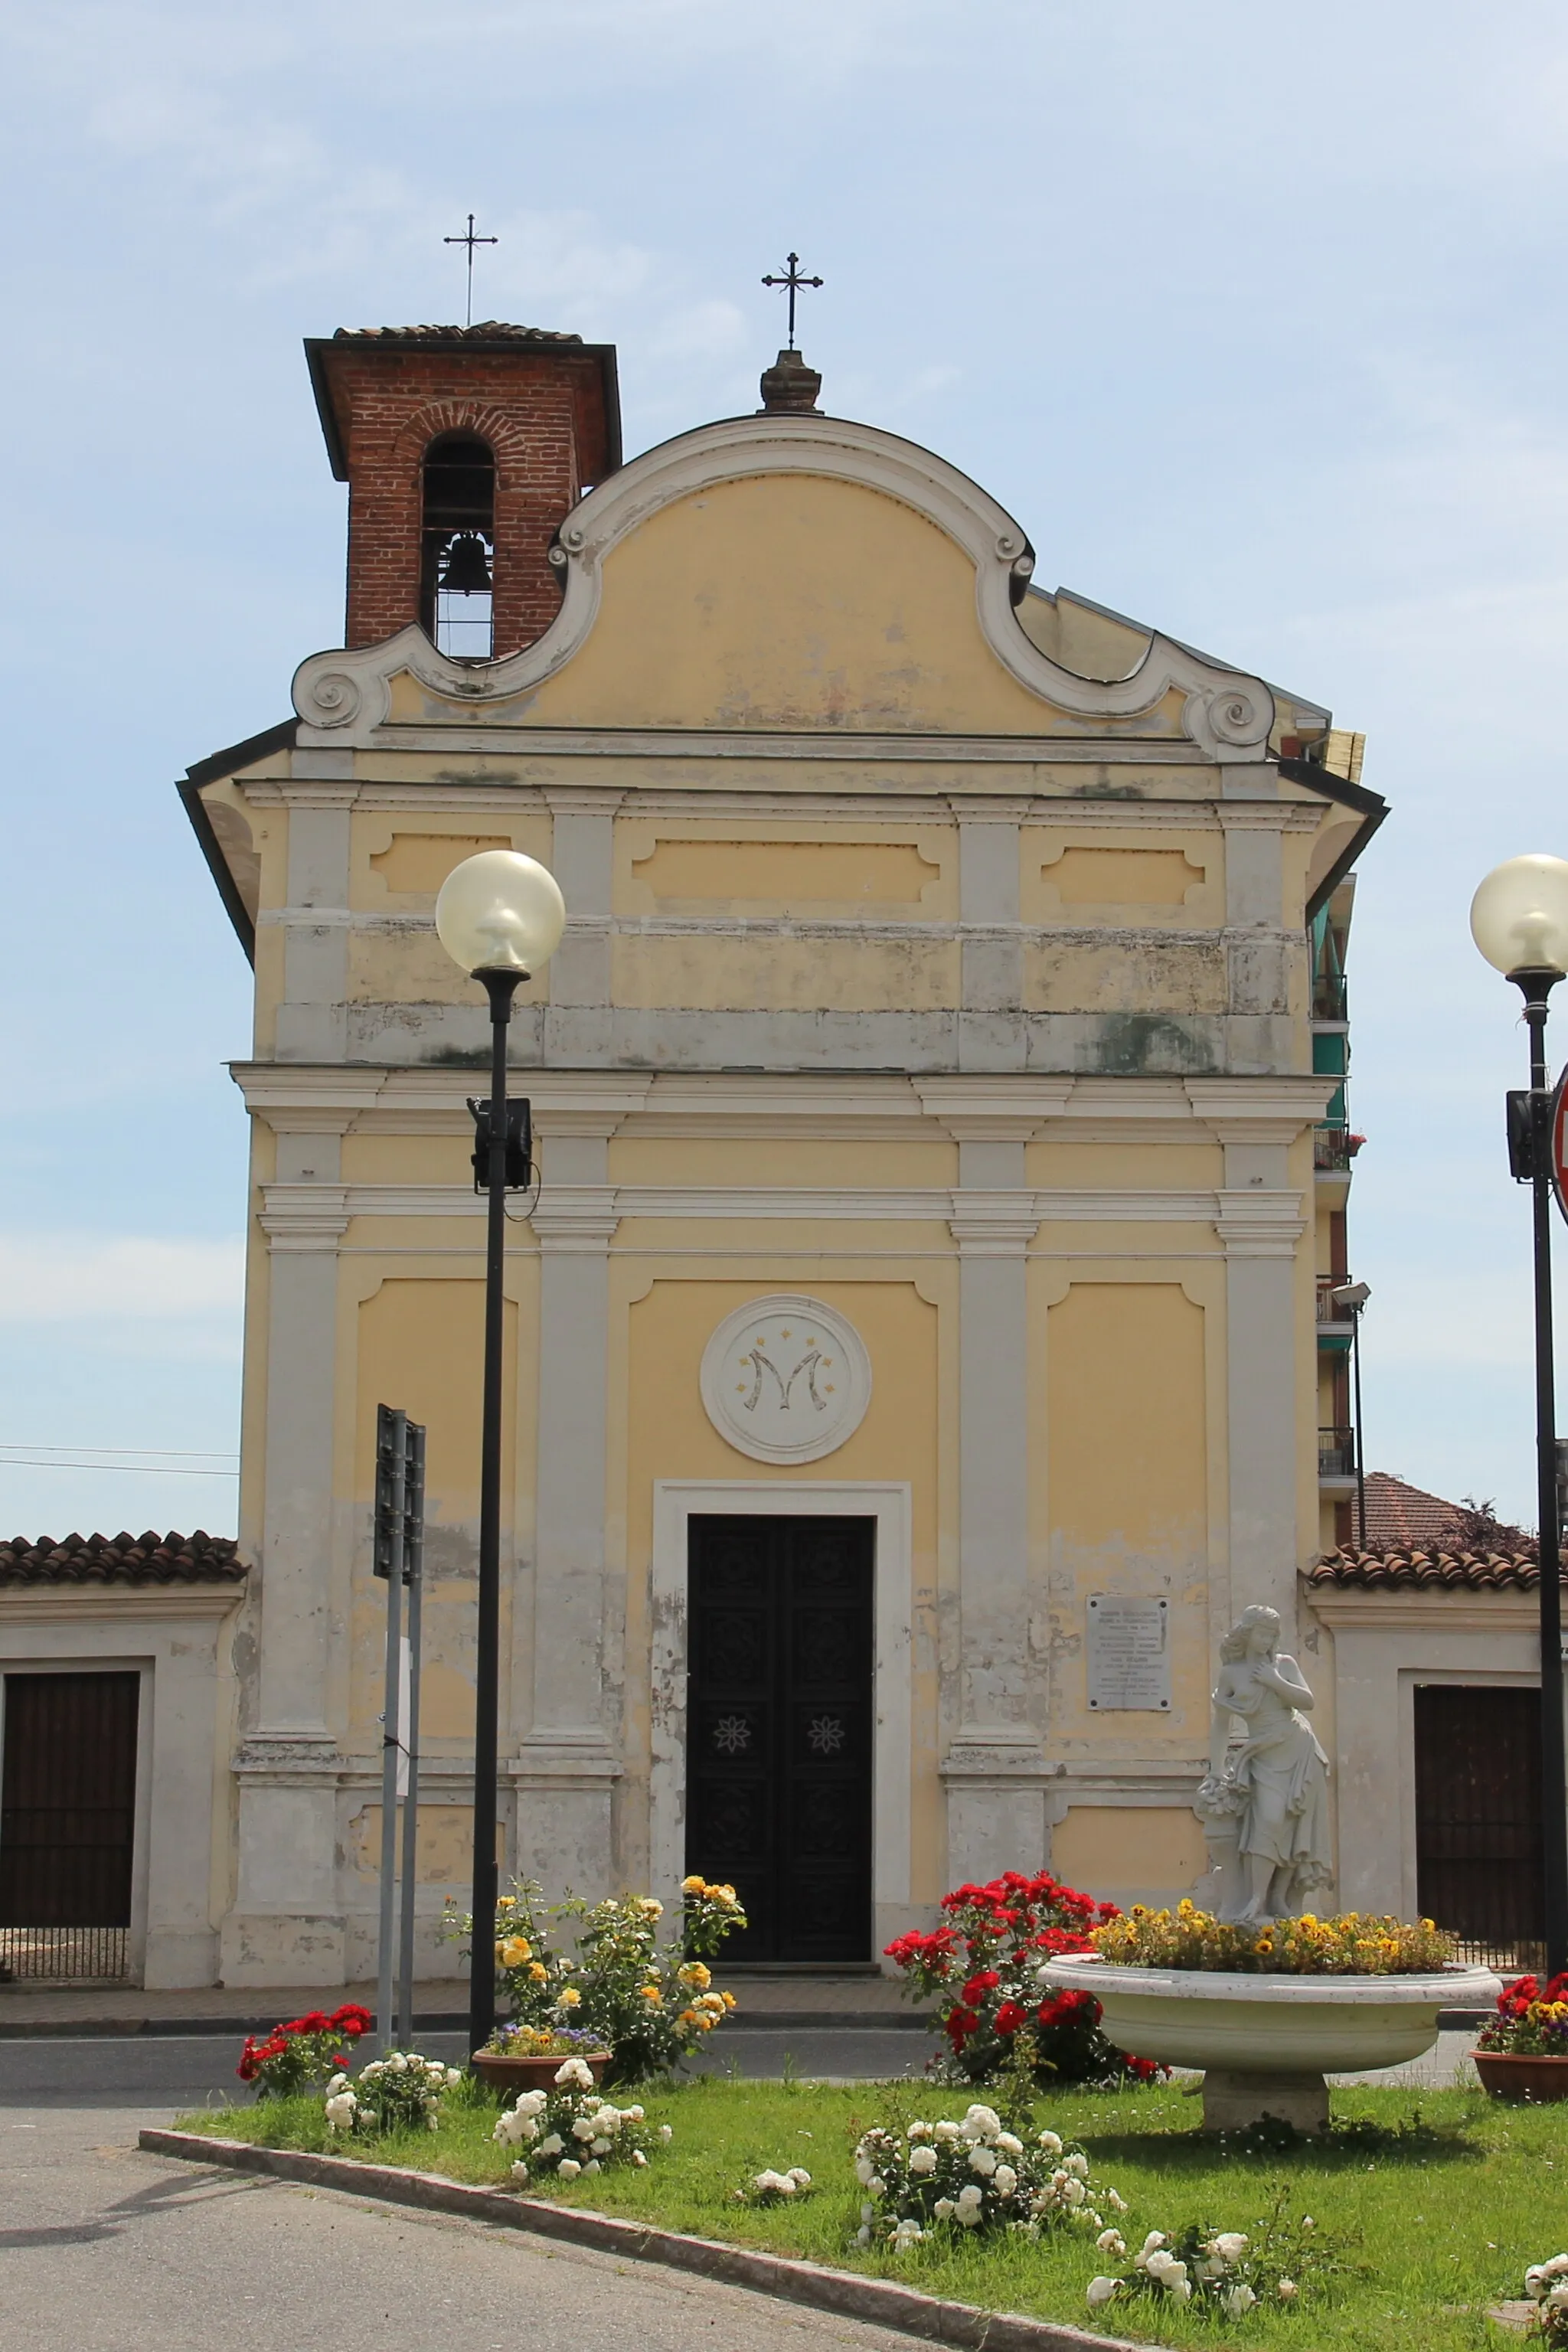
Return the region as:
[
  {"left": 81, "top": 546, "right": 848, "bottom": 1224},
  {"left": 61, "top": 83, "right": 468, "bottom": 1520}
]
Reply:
[{"left": 1193, "top": 1605, "right": 1333, "bottom": 1924}]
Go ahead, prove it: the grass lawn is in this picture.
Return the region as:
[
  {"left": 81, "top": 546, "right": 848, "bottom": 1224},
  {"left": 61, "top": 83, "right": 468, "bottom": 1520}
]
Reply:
[{"left": 174, "top": 2070, "right": 1566, "bottom": 2347}]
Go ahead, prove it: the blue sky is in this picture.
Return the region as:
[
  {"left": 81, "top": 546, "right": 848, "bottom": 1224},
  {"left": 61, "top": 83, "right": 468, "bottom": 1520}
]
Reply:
[{"left": 1, "top": 0, "right": 1565, "bottom": 1536}]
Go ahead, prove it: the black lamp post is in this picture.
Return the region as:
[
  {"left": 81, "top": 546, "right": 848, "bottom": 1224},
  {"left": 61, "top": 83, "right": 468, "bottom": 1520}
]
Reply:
[
  {"left": 435, "top": 849, "right": 567, "bottom": 2053},
  {"left": 1329, "top": 1281, "right": 1371, "bottom": 1551},
  {"left": 1472, "top": 853, "right": 1568, "bottom": 1978}
]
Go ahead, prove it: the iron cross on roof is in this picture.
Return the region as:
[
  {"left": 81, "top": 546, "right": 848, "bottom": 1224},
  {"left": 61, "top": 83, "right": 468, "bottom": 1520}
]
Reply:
[
  {"left": 761, "top": 251, "right": 823, "bottom": 351},
  {"left": 444, "top": 213, "right": 498, "bottom": 327}
]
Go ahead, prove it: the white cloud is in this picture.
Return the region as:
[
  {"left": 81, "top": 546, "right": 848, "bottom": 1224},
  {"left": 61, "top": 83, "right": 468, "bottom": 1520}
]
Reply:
[{"left": 0, "top": 1236, "right": 243, "bottom": 1325}]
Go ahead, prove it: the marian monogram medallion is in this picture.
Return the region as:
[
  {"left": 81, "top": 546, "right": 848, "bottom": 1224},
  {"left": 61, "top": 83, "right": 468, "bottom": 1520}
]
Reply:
[{"left": 699, "top": 1294, "right": 872, "bottom": 1465}]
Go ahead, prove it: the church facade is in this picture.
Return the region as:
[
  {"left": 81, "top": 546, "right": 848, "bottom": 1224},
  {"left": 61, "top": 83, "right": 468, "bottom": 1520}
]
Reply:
[{"left": 156, "top": 324, "right": 1380, "bottom": 1984}]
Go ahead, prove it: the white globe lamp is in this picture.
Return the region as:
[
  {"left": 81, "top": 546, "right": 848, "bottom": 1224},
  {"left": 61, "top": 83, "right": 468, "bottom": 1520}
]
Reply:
[
  {"left": 1469, "top": 854, "right": 1568, "bottom": 980},
  {"left": 435, "top": 849, "right": 566, "bottom": 977}
]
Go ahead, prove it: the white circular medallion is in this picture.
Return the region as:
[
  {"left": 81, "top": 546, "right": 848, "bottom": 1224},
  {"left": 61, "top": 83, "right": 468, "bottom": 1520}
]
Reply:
[{"left": 699, "top": 1294, "right": 871, "bottom": 1465}]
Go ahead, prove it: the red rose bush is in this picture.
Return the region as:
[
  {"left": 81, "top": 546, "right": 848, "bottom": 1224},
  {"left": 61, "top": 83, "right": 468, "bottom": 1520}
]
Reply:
[
  {"left": 237, "top": 2003, "right": 374, "bottom": 2097},
  {"left": 885, "top": 1870, "right": 1163, "bottom": 2088}
]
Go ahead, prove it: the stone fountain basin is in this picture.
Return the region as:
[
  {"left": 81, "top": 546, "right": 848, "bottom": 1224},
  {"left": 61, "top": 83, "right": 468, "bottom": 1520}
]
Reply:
[{"left": 1042, "top": 1955, "right": 1502, "bottom": 2074}]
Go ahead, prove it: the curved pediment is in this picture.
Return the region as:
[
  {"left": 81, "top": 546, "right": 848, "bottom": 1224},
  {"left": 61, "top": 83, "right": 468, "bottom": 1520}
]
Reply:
[{"left": 294, "top": 413, "right": 1272, "bottom": 758}]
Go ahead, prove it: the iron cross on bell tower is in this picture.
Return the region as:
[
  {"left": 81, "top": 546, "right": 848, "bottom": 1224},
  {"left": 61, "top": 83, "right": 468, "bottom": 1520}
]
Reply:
[
  {"left": 444, "top": 213, "right": 498, "bottom": 328},
  {"left": 761, "top": 251, "right": 823, "bottom": 351}
]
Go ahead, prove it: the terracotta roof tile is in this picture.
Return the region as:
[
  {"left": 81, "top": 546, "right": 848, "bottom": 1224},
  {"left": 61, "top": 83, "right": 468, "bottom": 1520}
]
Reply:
[
  {"left": 0, "top": 1531, "right": 247, "bottom": 1586},
  {"left": 1307, "top": 1547, "right": 1546, "bottom": 1592},
  {"left": 332, "top": 323, "right": 584, "bottom": 344}
]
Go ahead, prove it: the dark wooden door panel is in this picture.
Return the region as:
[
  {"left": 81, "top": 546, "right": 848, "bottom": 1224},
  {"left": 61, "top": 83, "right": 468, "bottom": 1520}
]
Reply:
[
  {"left": 1414, "top": 1683, "right": 1543, "bottom": 1955},
  {"left": 686, "top": 1516, "right": 872, "bottom": 1962},
  {"left": 0, "top": 1673, "right": 139, "bottom": 1928}
]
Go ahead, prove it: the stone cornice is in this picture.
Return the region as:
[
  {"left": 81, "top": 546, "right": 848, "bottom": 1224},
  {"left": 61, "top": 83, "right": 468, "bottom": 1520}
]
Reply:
[
  {"left": 1184, "top": 1078, "right": 1338, "bottom": 1135},
  {"left": 259, "top": 1184, "right": 352, "bottom": 1250},
  {"left": 1305, "top": 1589, "right": 1541, "bottom": 1633},
  {"left": 527, "top": 1187, "right": 621, "bottom": 1251},
  {"left": 328, "top": 1181, "right": 1236, "bottom": 1227},
  {"left": 0, "top": 1587, "right": 243, "bottom": 1624},
  {"left": 1212, "top": 1190, "right": 1306, "bottom": 1257},
  {"left": 914, "top": 1079, "right": 1075, "bottom": 1140}
]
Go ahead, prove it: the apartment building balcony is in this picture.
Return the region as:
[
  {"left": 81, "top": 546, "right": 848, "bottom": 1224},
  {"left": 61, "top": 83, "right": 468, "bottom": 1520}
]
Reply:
[
  {"left": 1316, "top": 1276, "right": 1356, "bottom": 1349},
  {"left": 1319, "top": 1425, "right": 1358, "bottom": 1491}
]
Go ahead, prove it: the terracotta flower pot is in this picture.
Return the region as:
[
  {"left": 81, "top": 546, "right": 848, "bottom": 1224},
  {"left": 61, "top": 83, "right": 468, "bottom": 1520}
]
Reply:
[
  {"left": 1472, "top": 2050, "right": 1568, "bottom": 2102},
  {"left": 469, "top": 2048, "right": 612, "bottom": 2098}
]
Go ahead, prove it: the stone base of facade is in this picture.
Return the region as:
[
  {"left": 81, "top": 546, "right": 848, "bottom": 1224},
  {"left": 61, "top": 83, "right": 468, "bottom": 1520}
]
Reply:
[
  {"left": 219, "top": 1912, "right": 348, "bottom": 1989},
  {"left": 941, "top": 1737, "right": 1053, "bottom": 1887},
  {"left": 511, "top": 1748, "right": 622, "bottom": 1901}
]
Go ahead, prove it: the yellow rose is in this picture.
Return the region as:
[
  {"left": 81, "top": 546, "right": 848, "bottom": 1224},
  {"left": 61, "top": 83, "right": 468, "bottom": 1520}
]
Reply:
[
  {"left": 681, "top": 1874, "right": 706, "bottom": 1893},
  {"left": 640, "top": 1984, "right": 662, "bottom": 2004},
  {"left": 678, "top": 1961, "right": 711, "bottom": 1990},
  {"left": 498, "top": 1936, "right": 532, "bottom": 1966},
  {"left": 528, "top": 1962, "right": 548, "bottom": 1984},
  {"left": 559, "top": 1987, "right": 582, "bottom": 2008},
  {"left": 721, "top": 1991, "right": 737, "bottom": 2010},
  {"left": 639, "top": 1898, "right": 664, "bottom": 1919}
]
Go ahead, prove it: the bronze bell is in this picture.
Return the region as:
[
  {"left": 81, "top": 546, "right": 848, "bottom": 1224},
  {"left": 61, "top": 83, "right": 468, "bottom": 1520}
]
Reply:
[{"left": 439, "top": 531, "right": 492, "bottom": 594}]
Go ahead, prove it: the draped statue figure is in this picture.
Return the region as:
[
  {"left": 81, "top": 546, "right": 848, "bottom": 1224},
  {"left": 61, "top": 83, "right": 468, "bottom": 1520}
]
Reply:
[{"left": 1193, "top": 1605, "right": 1333, "bottom": 1924}]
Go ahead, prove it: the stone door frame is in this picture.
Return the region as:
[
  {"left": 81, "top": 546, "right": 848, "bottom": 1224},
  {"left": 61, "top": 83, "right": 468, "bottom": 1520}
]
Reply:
[{"left": 648, "top": 1480, "right": 912, "bottom": 1943}]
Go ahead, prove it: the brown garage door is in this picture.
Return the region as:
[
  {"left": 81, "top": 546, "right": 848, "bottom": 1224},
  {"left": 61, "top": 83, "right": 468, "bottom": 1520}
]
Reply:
[{"left": 0, "top": 1671, "right": 139, "bottom": 1981}]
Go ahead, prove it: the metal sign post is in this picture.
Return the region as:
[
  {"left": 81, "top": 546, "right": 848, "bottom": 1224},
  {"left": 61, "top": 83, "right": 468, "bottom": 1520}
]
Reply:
[
  {"left": 373, "top": 1406, "right": 425, "bottom": 2057},
  {"left": 397, "top": 1421, "right": 426, "bottom": 2049}
]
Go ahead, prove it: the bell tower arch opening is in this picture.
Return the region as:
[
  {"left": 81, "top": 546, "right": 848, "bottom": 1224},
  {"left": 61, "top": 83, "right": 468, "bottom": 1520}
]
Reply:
[{"left": 420, "top": 431, "right": 495, "bottom": 659}]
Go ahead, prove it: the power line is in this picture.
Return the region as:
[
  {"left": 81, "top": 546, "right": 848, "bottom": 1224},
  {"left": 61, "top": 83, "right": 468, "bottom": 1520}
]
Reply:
[
  {"left": 0, "top": 1442, "right": 238, "bottom": 1461},
  {"left": 0, "top": 1458, "right": 237, "bottom": 1477}
]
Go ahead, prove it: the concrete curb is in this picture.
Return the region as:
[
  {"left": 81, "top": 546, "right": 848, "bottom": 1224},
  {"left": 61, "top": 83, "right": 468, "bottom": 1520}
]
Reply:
[{"left": 138, "top": 2128, "right": 1162, "bottom": 2352}]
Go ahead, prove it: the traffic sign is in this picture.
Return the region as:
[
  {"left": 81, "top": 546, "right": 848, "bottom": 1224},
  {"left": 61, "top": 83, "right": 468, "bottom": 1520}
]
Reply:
[{"left": 1550, "top": 1067, "right": 1568, "bottom": 1224}]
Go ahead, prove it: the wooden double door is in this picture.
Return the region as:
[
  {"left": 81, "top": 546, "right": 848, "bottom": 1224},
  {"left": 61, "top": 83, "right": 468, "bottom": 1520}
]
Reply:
[{"left": 684, "top": 1516, "right": 874, "bottom": 1962}]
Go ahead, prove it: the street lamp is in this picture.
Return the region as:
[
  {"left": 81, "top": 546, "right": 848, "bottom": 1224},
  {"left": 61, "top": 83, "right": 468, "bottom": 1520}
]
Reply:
[
  {"left": 1328, "top": 1281, "right": 1370, "bottom": 1551},
  {"left": 1471, "top": 851, "right": 1568, "bottom": 1978},
  {"left": 435, "top": 850, "right": 567, "bottom": 2053}
]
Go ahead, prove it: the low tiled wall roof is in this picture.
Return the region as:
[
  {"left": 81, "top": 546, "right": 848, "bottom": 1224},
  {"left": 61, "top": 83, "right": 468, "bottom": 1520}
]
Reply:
[
  {"left": 1308, "top": 1547, "right": 1546, "bottom": 1592},
  {"left": 0, "top": 1531, "right": 247, "bottom": 1586}
]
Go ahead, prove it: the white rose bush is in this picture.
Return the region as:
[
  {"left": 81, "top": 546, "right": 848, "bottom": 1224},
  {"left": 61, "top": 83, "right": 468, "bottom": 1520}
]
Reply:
[
  {"left": 1526, "top": 2253, "right": 1568, "bottom": 2344},
  {"left": 734, "top": 2165, "right": 814, "bottom": 2207},
  {"left": 851, "top": 2105, "right": 1127, "bottom": 2250},
  {"left": 323, "top": 2052, "right": 462, "bottom": 2136},
  {"left": 1085, "top": 2194, "right": 1344, "bottom": 2323},
  {"left": 491, "top": 2054, "right": 670, "bottom": 2185}
]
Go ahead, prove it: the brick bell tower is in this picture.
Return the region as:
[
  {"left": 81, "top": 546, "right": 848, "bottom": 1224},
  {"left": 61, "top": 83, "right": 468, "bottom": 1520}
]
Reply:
[{"left": 305, "top": 324, "right": 621, "bottom": 661}]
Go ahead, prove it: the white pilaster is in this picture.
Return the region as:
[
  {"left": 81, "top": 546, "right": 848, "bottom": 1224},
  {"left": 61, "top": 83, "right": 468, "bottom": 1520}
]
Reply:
[
  {"left": 516, "top": 1116, "right": 624, "bottom": 1897},
  {"left": 1187, "top": 1082, "right": 1321, "bottom": 1627},
  {"left": 221, "top": 1159, "right": 351, "bottom": 1985},
  {"left": 914, "top": 1081, "right": 1063, "bottom": 1882},
  {"left": 544, "top": 787, "right": 622, "bottom": 1024},
  {"left": 273, "top": 777, "right": 354, "bottom": 1063},
  {"left": 955, "top": 804, "right": 1024, "bottom": 1071}
]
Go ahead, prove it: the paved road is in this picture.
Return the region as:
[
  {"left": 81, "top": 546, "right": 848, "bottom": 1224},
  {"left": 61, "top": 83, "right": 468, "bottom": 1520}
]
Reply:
[
  {"left": 2, "top": 2102, "right": 922, "bottom": 2352},
  {"left": 0, "top": 2030, "right": 930, "bottom": 2107}
]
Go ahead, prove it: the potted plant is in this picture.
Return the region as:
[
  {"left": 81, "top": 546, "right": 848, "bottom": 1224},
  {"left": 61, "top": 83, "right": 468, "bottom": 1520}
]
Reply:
[
  {"left": 471, "top": 2024, "right": 612, "bottom": 2097},
  {"left": 1473, "top": 1971, "right": 1568, "bottom": 2100},
  {"left": 446, "top": 1876, "right": 745, "bottom": 2084}
]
